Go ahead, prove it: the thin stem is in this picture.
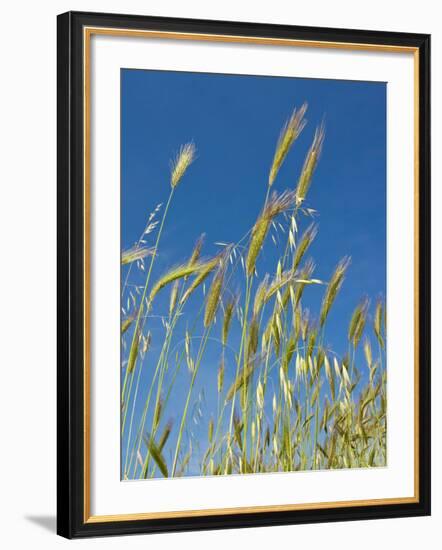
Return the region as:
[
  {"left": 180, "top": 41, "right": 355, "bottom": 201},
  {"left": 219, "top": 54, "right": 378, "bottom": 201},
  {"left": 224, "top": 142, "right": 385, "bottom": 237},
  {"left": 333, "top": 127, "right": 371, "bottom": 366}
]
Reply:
[
  {"left": 171, "top": 325, "right": 212, "bottom": 477},
  {"left": 122, "top": 188, "right": 175, "bottom": 404}
]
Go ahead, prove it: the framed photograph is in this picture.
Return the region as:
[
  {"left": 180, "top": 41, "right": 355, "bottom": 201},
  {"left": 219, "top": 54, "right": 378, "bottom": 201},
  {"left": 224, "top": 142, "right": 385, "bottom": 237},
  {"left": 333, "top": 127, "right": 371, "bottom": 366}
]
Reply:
[{"left": 57, "top": 11, "right": 431, "bottom": 538}]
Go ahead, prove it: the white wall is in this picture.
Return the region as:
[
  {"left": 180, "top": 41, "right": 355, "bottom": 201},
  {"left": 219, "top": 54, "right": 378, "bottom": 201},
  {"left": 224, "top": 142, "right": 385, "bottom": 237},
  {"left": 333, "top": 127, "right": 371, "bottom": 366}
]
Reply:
[{"left": 0, "top": 1, "right": 439, "bottom": 548}]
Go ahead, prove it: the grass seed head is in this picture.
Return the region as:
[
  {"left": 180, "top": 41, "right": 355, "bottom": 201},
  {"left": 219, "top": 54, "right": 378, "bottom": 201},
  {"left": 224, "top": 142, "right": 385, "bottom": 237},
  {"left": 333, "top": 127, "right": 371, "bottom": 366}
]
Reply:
[
  {"left": 301, "top": 308, "right": 310, "bottom": 341},
  {"left": 292, "top": 223, "right": 318, "bottom": 272},
  {"left": 153, "top": 398, "right": 163, "bottom": 430},
  {"left": 142, "top": 331, "right": 152, "bottom": 354},
  {"left": 319, "top": 256, "right": 350, "bottom": 327},
  {"left": 353, "top": 298, "right": 369, "bottom": 348},
  {"left": 204, "top": 265, "right": 225, "bottom": 327},
  {"left": 127, "top": 327, "right": 141, "bottom": 373},
  {"left": 121, "top": 316, "right": 134, "bottom": 335},
  {"left": 247, "top": 317, "right": 260, "bottom": 360},
  {"left": 169, "top": 281, "right": 179, "bottom": 315},
  {"left": 180, "top": 255, "right": 220, "bottom": 306},
  {"left": 296, "top": 123, "right": 325, "bottom": 204},
  {"left": 225, "top": 361, "right": 256, "bottom": 402},
  {"left": 158, "top": 421, "right": 173, "bottom": 451},
  {"left": 294, "top": 305, "right": 302, "bottom": 341},
  {"left": 121, "top": 246, "right": 154, "bottom": 265},
  {"left": 149, "top": 261, "right": 206, "bottom": 304},
  {"left": 222, "top": 296, "right": 237, "bottom": 346},
  {"left": 217, "top": 359, "right": 225, "bottom": 394},
  {"left": 348, "top": 297, "right": 369, "bottom": 347},
  {"left": 293, "top": 259, "right": 315, "bottom": 307},
  {"left": 246, "top": 190, "right": 295, "bottom": 275},
  {"left": 208, "top": 418, "right": 214, "bottom": 443},
  {"left": 374, "top": 299, "right": 385, "bottom": 349},
  {"left": 269, "top": 103, "right": 307, "bottom": 186},
  {"left": 264, "top": 270, "right": 293, "bottom": 306},
  {"left": 363, "top": 337, "right": 372, "bottom": 368},
  {"left": 253, "top": 274, "right": 269, "bottom": 317},
  {"left": 188, "top": 233, "right": 205, "bottom": 267},
  {"left": 170, "top": 142, "right": 196, "bottom": 188}
]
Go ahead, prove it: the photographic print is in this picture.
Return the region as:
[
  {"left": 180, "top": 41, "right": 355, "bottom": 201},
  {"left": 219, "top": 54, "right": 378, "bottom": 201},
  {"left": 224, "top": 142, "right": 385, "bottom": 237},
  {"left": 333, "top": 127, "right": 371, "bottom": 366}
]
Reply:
[
  {"left": 57, "top": 13, "right": 430, "bottom": 537},
  {"left": 120, "top": 69, "right": 387, "bottom": 480}
]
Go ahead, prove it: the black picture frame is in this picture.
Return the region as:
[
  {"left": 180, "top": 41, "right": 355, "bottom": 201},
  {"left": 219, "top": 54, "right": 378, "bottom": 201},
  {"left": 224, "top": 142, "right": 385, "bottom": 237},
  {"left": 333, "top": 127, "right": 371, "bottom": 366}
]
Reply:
[{"left": 57, "top": 10, "right": 431, "bottom": 539}]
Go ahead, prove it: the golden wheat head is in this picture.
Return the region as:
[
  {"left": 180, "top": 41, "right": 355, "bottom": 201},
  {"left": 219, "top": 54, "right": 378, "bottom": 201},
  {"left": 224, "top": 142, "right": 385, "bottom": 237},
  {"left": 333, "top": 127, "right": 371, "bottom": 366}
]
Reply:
[
  {"left": 292, "top": 223, "right": 318, "bottom": 271},
  {"left": 149, "top": 261, "right": 205, "bottom": 303},
  {"left": 296, "top": 123, "right": 325, "bottom": 204},
  {"left": 319, "top": 256, "right": 350, "bottom": 327},
  {"left": 246, "top": 190, "right": 295, "bottom": 276},
  {"left": 269, "top": 103, "right": 307, "bottom": 187},
  {"left": 170, "top": 142, "right": 196, "bottom": 188},
  {"left": 204, "top": 264, "right": 226, "bottom": 328},
  {"left": 121, "top": 246, "right": 154, "bottom": 265}
]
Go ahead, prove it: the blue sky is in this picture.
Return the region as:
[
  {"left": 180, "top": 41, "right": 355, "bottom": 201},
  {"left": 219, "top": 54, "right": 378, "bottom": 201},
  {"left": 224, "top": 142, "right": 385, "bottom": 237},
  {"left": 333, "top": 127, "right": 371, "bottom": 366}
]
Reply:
[{"left": 121, "top": 68, "right": 386, "bottom": 477}]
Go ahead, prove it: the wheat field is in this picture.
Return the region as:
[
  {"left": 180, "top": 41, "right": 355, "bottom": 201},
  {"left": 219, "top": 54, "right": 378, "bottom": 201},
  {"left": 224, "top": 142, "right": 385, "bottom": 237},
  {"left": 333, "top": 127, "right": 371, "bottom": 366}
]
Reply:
[{"left": 120, "top": 102, "right": 387, "bottom": 480}]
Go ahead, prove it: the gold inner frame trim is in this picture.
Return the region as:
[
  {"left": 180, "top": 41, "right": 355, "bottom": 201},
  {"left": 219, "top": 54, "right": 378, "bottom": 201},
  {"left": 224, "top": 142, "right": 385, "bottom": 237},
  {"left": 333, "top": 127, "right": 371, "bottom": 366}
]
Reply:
[{"left": 83, "top": 26, "right": 420, "bottom": 524}]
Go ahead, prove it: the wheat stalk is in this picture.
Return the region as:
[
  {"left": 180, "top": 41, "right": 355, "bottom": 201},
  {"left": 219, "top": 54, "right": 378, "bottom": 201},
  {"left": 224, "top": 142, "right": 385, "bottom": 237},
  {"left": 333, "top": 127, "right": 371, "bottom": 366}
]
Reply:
[
  {"left": 149, "top": 261, "right": 206, "bottom": 303},
  {"left": 222, "top": 297, "right": 237, "bottom": 346},
  {"left": 204, "top": 264, "right": 226, "bottom": 327},
  {"left": 170, "top": 142, "right": 196, "bottom": 188},
  {"left": 268, "top": 103, "right": 307, "bottom": 187},
  {"left": 296, "top": 123, "right": 325, "bottom": 204},
  {"left": 121, "top": 246, "right": 155, "bottom": 265},
  {"left": 319, "top": 256, "right": 351, "bottom": 327},
  {"left": 246, "top": 190, "right": 295, "bottom": 276}
]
